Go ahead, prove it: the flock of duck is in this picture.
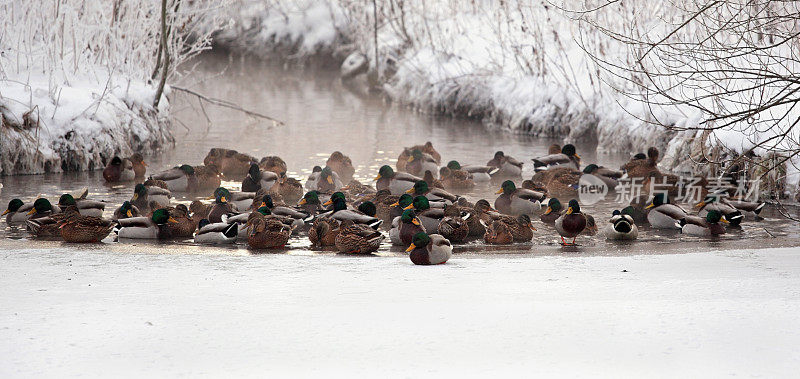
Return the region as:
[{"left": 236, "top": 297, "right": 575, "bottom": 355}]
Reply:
[{"left": 2, "top": 143, "right": 767, "bottom": 265}]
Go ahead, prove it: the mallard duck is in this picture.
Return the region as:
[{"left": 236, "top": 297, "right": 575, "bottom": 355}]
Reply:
[
  {"left": 404, "top": 196, "right": 445, "bottom": 232},
  {"left": 223, "top": 190, "right": 256, "bottom": 211},
  {"left": 582, "top": 164, "right": 621, "bottom": 189},
  {"left": 165, "top": 204, "right": 195, "bottom": 238},
  {"left": 375, "top": 165, "right": 422, "bottom": 195},
  {"left": 555, "top": 199, "right": 587, "bottom": 245},
  {"left": 245, "top": 208, "right": 292, "bottom": 249},
  {"left": 407, "top": 232, "right": 452, "bottom": 265},
  {"left": 113, "top": 201, "right": 141, "bottom": 220},
  {"left": 305, "top": 166, "right": 323, "bottom": 191},
  {"left": 389, "top": 209, "right": 426, "bottom": 246},
  {"left": 483, "top": 219, "right": 514, "bottom": 244},
  {"left": 532, "top": 144, "right": 581, "bottom": 171},
  {"left": 102, "top": 156, "right": 135, "bottom": 182},
  {"left": 405, "top": 149, "right": 440, "bottom": 179},
  {"left": 695, "top": 195, "right": 744, "bottom": 226},
  {"left": 448, "top": 161, "right": 497, "bottom": 183},
  {"left": 151, "top": 165, "right": 199, "bottom": 193},
  {"left": 423, "top": 170, "right": 445, "bottom": 189},
  {"left": 368, "top": 190, "right": 399, "bottom": 222},
  {"left": 207, "top": 188, "right": 237, "bottom": 223},
  {"left": 334, "top": 220, "right": 385, "bottom": 254},
  {"left": 439, "top": 167, "right": 475, "bottom": 191},
  {"left": 406, "top": 180, "right": 459, "bottom": 203},
  {"left": 540, "top": 198, "right": 563, "bottom": 224},
  {"left": 621, "top": 195, "right": 649, "bottom": 225},
  {"left": 298, "top": 191, "right": 325, "bottom": 215},
  {"left": 309, "top": 217, "right": 341, "bottom": 247},
  {"left": 194, "top": 218, "right": 238, "bottom": 244},
  {"left": 645, "top": 193, "right": 685, "bottom": 229},
  {"left": 259, "top": 155, "right": 288, "bottom": 176},
  {"left": 622, "top": 147, "right": 659, "bottom": 178},
  {"left": 271, "top": 174, "right": 303, "bottom": 204},
  {"left": 387, "top": 193, "right": 414, "bottom": 222},
  {"left": 326, "top": 151, "right": 355, "bottom": 183},
  {"left": 308, "top": 167, "right": 343, "bottom": 194},
  {"left": 204, "top": 148, "right": 257, "bottom": 178},
  {"left": 242, "top": 163, "right": 279, "bottom": 192},
  {"left": 130, "top": 153, "right": 147, "bottom": 179},
  {"left": 115, "top": 208, "right": 177, "bottom": 239},
  {"left": 494, "top": 180, "right": 545, "bottom": 216},
  {"left": 584, "top": 213, "right": 598, "bottom": 236},
  {"left": 436, "top": 204, "right": 470, "bottom": 243},
  {"left": 256, "top": 194, "right": 313, "bottom": 231},
  {"left": 25, "top": 199, "right": 62, "bottom": 238},
  {"left": 603, "top": 210, "right": 638, "bottom": 240},
  {"left": 474, "top": 199, "right": 515, "bottom": 225},
  {"left": 189, "top": 200, "right": 212, "bottom": 221},
  {"left": 138, "top": 185, "right": 171, "bottom": 211},
  {"left": 58, "top": 194, "right": 104, "bottom": 218},
  {"left": 3, "top": 199, "right": 33, "bottom": 225},
  {"left": 193, "top": 164, "right": 223, "bottom": 192},
  {"left": 57, "top": 205, "right": 114, "bottom": 243},
  {"left": 323, "top": 195, "right": 383, "bottom": 229},
  {"left": 681, "top": 210, "right": 727, "bottom": 236},
  {"left": 486, "top": 151, "right": 523, "bottom": 177},
  {"left": 724, "top": 198, "right": 766, "bottom": 220},
  {"left": 397, "top": 142, "right": 442, "bottom": 172}
]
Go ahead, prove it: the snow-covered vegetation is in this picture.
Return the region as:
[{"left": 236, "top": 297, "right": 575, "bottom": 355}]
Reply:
[
  {"left": 209, "top": 0, "right": 800, "bottom": 197},
  {"left": 0, "top": 1, "right": 228, "bottom": 175}
]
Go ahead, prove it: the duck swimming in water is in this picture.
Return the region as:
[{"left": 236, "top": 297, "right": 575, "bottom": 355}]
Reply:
[
  {"left": 486, "top": 151, "right": 523, "bottom": 177},
  {"left": 532, "top": 144, "right": 581, "bottom": 171}
]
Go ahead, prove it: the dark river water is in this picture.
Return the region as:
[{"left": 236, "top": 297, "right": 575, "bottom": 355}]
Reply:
[{"left": 1, "top": 52, "right": 799, "bottom": 255}]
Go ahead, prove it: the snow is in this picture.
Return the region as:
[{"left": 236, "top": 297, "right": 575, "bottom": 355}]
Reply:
[{"left": 1, "top": 245, "right": 800, "bottom": 377}]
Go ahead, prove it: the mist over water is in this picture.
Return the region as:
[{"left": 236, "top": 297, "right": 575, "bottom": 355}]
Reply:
[{"left": 1, "top": 52, "right": 798, "bottom": 254}]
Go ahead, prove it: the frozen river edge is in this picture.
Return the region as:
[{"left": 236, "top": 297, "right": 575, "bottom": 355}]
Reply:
[{"left": 1, "top": 246, "right": 799, "bottom": 377}]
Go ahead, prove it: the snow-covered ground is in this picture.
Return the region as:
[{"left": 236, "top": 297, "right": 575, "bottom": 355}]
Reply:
[{"left": 2, "top": 245, "right": 799, "bottom": 377}]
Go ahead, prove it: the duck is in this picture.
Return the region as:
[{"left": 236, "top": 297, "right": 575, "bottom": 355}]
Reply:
[
  {"left": 532, "top": 167, "right": 582, "bottom": 199},
  {"left": 113, "top": 201, "right": 141, "bottom": 220},
  {"left": 309, "top": 166, "right": 343, "bottom": 194},
  {"left": 645, "top": 193, "right": 685, "bottom": 229},
  {"left": 242, "top": 163, "right": 279, "bottom": 192},
  {"left": 532, "top": 144, "right": 581, "bottom": 171},
  {"left": 305, "top": 166, "right": 323, "bottom": 191},
  {"left": 555, "top": 199, "right": 587, "bottom": 245},
  {"left": 194, "top": 218, "right": 238, "bottom": 244},
  {"left": 193, "top": 164, "right": 223, "bottom": 192},
  {"left": 271, "top": 174, "right": 304, "bottom": 204},
  {"left": 486, "top": 151, "right": 523, "bottom": 177},
  {"left": 309, "top": 216, "right": 341, "bottom": 247},
  {"left": 582, "top": 164, "right": 621, "bottom": 189},
  {"left": 583, "top": 213, "right": 598, "bottom": 236},
  {"left": 334, "top": 220, "right": 385, "bottom": 254},
  {"left": 436, "top": 204, "right": 470, "bottom": 243},
  {"left": 58, "top": 194, "right": 105, "bottom": 218},
  {"left": 297, "top": 191, "right": 325, "bottom": 216},
  {"left": 494, "top": 180, "right": 546, "bottom": 216},
  {"left": 407, "top": 232, "right": 452, "bottom": 265},
  {"left": 259, "top": 155, "right": 288, "bottom": 176},
  {"left": 680, "top": 210, "right": 728, "bottom": 236},
  {"left": 326, "top": 151, "right": 356, "bottom": 183},
  {"left": 406, "top": 180, "right": 459, "bottom": 203},
  {"left": 204, "top": 148, "right": 257, "bottom": 178},
  {"left": 25, "top": 199, "right": 63, "bottom": 238},
  {"left": 622, "top": 147, "right": 659, "bottom": 178},
  {"left": 491, "top": 214, "right": 536, "bottom": 243},
  {"left": 540, "top": 198, "right": 563, "bottom": 224},
  {"left": 245, "top": 207, "right": 292, "bottom": 249},
  {"left": 375, "top": 165, "right": 422, "bottom": 195},
  {"left": 323, "top": 194, "right": 383, "bottom": 229},
  {"left": 439, "top": 167, "right": 475, "bottom": 190},
  {"left": 603, "top": 210, "right": 638, "bottom": 240},
  {"left": 130, "top": 153, "right": 147, "bottom": 178},
  {"left": 724, "top": 198, "right": 766, "bottom": 220},
  {"left": 447, "top": 160, "right": 497, "bottom": 183},
  {"left": 387, "top": 193, "right": 414, "bottom": 222},
  {"left": 3, "top": 199, "right": 33, "bottom": 225},
  {"left": 131, "top": 182, "right": 171, "bottom": 214},
  {"left": 164, "top": 204, "right": 196, "bottom": 238},
  {"left": 151, "top": 164, "right": 199, "bottom": 193},
  {"left": 483, "top": 219, "right": 514, "bottom": 244},
  {"left": 423, "top": 170, "right": 445, "bottom": 190},
  {"left": 367, "top": 189, "right": 398, "bottom": 222},
  {"left": 115, "top": 208, "right": 176, "bottom": 239},
  {"left": 102, "top": 156, "right": 135, "bottom": 182},
  {"left": 207, "top": 188, "right": 237, "bottom": 223},
  {"left": 404, "top": 196, "right": 446, "bottom": 232},
  {"left": 397, "top": 142, "right": 442, "bottom": 172},
  {"left": 57, "top": 205, "right": 115, "bottom": 243},
  {"left": 405, "top": 149, "right": 440, "bottom": 179},
  {"left": 256, "top": 194, "right": 313, "bottom": 231},
  {"left": 695, "top": 195, "right": 744, "bottom": 226},
  {"left": 389, "top": 209, "right": 426, "bottom": 246}
]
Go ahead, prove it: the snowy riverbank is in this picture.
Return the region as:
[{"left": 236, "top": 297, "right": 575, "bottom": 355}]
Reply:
[
  {"left": 1, "top": 245, "right": 799, "bottom": 377},
  {"left": 209, "top": 1, "right": 800, "bottom": 197}
]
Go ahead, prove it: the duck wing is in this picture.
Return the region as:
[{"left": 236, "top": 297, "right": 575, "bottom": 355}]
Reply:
[
  {"left": 515, "top": 189, "right": 546, "bottom": 202},
  {"left": 151, "top": 168, "right": 185, "bottom": 181},
  {"left": 331, "top": 210, "right": 382, "bottom": 229},
  {"left": 393, "top": 172, "right": 423, "bottom": 182},
  {"left": 116, "top": 216, "right": 152, "bottom": 228},
  {"left": 532, "top": 153, "right": 569, "bottom": 167}
]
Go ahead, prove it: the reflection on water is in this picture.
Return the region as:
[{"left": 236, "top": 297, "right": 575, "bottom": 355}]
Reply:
[{"left": 1, "top": 52, "right": 799, "bottom": 255}]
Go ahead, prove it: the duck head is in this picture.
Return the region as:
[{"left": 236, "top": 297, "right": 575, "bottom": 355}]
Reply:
[
  {"left": 494, "top": 151, "right": 505, "bottom": 159},
  {"left": 375, "top": 165, "right": 394, "bottom": 180},
  {"left": 151, "top": 208, "right": 177, "bottom": 225},
  {"left": 29, "top": 198, "right": 54, "bottom": 215},
  {"left": 3, "top": 199, "right": 24, "bottom": 215},
  {"left": 390, "top": 194, "right": 414, "bottom": 208},
  {"left": 110, "top": 156, "right": 123, "bottom": 166},
  {"left": 198, "top": 219, "right": 211, "bottom": 229},
  {"left": 406, "top": 232, "right": 431, "bottom": 252},
  {"left": 447, "top": 160, "right": 461, "bottom": 170},
  {"left": 565, "top": 199, "right": 581, "bottom": 215},
  {"left": 298, "top": 191, "right": 320, "bottom": 206},
  {"left": 401, "top": 209, "right": 421, "bottom": 226},
  {"left": 321, "top": 167, "right": 335, "bottom": 185},
  {"left": 214, "top": 187, "right": 231, "bottom": 204},
  {"left": 475, "top": 199, "right": 497, "bottom": 214},
  {"left": 133, "top": 183, "right": 147, "bottom": 201},
  {"left": 408, "top": 149, "right": 423, "bottom": 163},
  {"left": 358, "top": 201, "right": 377, "bottom": 217},
  {"left": 407, "top": 180, "right": 429, "bottom": 195},
  {"left": 544, "top": 198, "right": 562, "bottom": 215},
  {"left": 582, "top": 164, "right": 599, "bottom": 174},
  {"left": 259, "top": 194, "right": 274, "bottom": 209},
  {"left": 248, "top": 163, "right": 261, "bottom": 180},
  {"left": 646, "top": 193, "right": 669, "bottom": 209},
  {"left": 404, "top": 196, "right": 430, "bottom": 211},
  {"left": 179, "top": 164, "right": 195, "bottom": 176},
  {"left": 647, "top": 147, "right": 659, "bottom": 161},
  {"left": 257, "top": 206, "right": 272, "bottom": 216},
  {"left": 120, "top": 201, "right": 135, "bottom": 218},
  {"left": 496, "top": 180, "right": 516, "bottom": 195},
  {"left": 323, "top": 192, "right": 346, "bottom": 206},
  {"left": 58, "top": 194, "right": 76, "bottom": 207},
  {"left": 518, "top": 214, "right": 536, "bottom": 230},
  {"left": 705, "top": 210, "right": 728, "bottom": 224}
]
